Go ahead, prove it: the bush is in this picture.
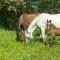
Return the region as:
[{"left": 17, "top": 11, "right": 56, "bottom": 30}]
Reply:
[{"left": 0, "top": 0, "right": 60, "bottom": 30}]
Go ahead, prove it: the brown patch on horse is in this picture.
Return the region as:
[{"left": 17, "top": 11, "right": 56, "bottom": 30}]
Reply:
[
  {"left": 20, "top": 13, "right": 40, "bottom": 30},
  {"left": 47, "top": 21, "right": 60, "bottom": 35},
  {"left": 19, "top": 31, "right": 26, "bottom": 40},
  {"left": 16, "top": 13, "right": 40, "bottom": 40}
]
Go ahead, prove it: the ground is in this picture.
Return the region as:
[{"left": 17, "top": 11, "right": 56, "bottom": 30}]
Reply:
[{"left": 0, "top": 28, "right": 60, "bottom": 60}]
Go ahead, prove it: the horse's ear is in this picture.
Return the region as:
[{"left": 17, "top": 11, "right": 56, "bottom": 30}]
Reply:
[
  {"left": 47, "top": 19, "right": 48, "bottom": 22},
  {"left": 50, "top": 20, "right": 51, "bottom": 22}
]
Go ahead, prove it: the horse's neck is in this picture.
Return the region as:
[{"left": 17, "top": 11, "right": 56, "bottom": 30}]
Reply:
[
  {"left": 27, "top": 22, "right": 36, "bottom": 32},
  {"left": 27, "top": 17, "right": 38, "bottom": 32},
  {"left": 51, "top": 24, "right": 57, "bottom": 29}
]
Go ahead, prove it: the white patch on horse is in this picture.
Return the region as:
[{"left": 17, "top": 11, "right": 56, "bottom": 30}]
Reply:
[
  {"left": 25, "top": 13, "right": 60, "bottom": 43},
  {"left": 50, "top": 14, "right": 60, "bottom": 28},
  {"left": 25, "top": 13, "right": 51, "bottom": 43}
]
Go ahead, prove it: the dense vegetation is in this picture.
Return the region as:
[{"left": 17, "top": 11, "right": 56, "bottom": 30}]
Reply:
[{"left": 0, "top": 0, "right": 60, "bottom": 29}]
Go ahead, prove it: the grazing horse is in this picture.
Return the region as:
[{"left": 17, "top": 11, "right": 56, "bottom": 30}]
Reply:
[
  {"left": 25, "top": 13, "right": 51, "bottom": 43},
  {"left": 25, "top": 13, "right": 60, "bottom": 43},
  {"left": 16, "top": 13, "right": 60, "bottom": 44},
  {"left": 47, "top": 20, "right": 60, "bottom": 44},
  {"left": 16, "top": 13, "right": 40, "bottom": 40}
]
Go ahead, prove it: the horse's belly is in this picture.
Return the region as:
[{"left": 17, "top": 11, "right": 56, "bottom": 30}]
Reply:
[
  {"left": 52, "top": 21, "right": 60, "bottom": 28},
  {"left": 53, "top": 29, "right": 60, "bottom": 35},
  {"left": 51, "top": 16, "right": 60, "bottom": 28}
]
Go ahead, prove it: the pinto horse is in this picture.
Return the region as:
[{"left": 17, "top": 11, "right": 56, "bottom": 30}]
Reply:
[
  {"left": 47, "top": 20, "right": 60, "bottom": 44},
  {"left": 16, "top": 13, "right": 40, "bottom": 40},
  {"left": 18, "top": 13, "right": 60, "bottom": 43}
]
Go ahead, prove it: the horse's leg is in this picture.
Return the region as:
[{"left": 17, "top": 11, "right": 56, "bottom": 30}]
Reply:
[
  {"left": 31, "top": 26, "right": 36, "bottom": 39},
  {"left": 16, "top": 21, "right": 20, "bottom": 40},
  {"left": 39, "top": 34, "right": 43, "bottom": 42},
  {"left": 16, "top": 30, "right": 19, "bottom": 38},
  {"left": 41, "top": 27, "right": 46, "bottom": 43},
  {"left": 51, "top": 32, "right": 56, "bottom": 44},
  {"left": 39, "top": 28, "right": 42, "bottom": 40}
]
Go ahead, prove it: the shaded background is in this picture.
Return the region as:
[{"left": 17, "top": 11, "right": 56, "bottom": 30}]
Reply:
[{"left": 0, "top": 0, "right": 60, "bottom": 30}]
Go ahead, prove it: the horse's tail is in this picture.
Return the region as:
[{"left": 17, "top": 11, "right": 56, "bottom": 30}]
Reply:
[
  {"left": 18, "top": 14, "right": 24, "bottom": 30},
  {"left": 16, "top": 14, "right": 24, "bottom": 39}
]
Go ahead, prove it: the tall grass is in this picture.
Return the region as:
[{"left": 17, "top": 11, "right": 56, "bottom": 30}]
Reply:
[{"left": 0, "top": 29, "right": 60, "bottom": 60}]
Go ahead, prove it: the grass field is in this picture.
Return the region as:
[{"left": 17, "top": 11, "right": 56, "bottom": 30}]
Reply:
[{"left": 0, "top": 28, "right": 60, "bottom": 60}]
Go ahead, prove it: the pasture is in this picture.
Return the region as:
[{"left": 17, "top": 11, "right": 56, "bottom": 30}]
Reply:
[{"left": 0, "top": 28, "right": 60, "bottom": 60}]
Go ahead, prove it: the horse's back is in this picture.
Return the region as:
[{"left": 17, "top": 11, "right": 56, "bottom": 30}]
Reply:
[
  {"left": 20, "top": 13, "right": 40, "bottom": 29},
  {"left": 50, "top": 13, "right": 60, "bottom": 28},
  {"left": 51, "top": 13, "right": 60, "bottom": 19}
]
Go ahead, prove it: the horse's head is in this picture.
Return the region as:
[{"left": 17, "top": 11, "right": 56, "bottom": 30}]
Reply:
[
  {"left": 47, "top": 19, "right": 52, "bottom": 30},
  {"left": 25, "top": 30, "right": 33, "bottom": 43},
  {"left": 25, "top": 31, "right": 33, "bottom": 39}
]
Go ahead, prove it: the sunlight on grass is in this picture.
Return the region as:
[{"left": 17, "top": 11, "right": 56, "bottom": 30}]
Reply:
[{"left": 0, "top": 29, "right": 60, "bottom": 60}]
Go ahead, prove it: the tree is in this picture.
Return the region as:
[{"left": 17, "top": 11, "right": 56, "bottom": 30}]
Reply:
[{"left": 0, "top": 0, "right": 60, "bottom": 29}]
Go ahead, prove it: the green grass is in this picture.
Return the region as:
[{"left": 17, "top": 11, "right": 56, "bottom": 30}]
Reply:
[{"left": 0, "top": 29, "right": 60, "bottom": 60}]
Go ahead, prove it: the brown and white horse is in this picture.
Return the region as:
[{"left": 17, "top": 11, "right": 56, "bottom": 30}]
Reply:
[
  {"left": 16, "top": 13, "right": 40, "bottom": 40},
  {"left": 16, "top": 13, "right": 60, "bottom": 44},
  {"left": 47, "top": 20, "right": 60, "bottom": 44}
]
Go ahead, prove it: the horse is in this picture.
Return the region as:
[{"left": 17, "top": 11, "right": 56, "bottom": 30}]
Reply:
[
  {"left": 25, "top": 13, "right": 51, "bottom": 43},
  {"left": 47, "top": 19, "right": 60, "bottom": 44},
  {"left": 48, "top": 14, "right": 60, "bottom": 28},
  {"left": 16, "top": 13, "right": 40, "bottom": 40},
  {"left": 25, "top": 13, "right": 60, "bottom": 43}
]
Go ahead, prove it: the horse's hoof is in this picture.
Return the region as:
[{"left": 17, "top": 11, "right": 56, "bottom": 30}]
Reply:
[
  {"left": 25, "top": 39, "right": 31, "bottom": 45},
  {"left": 49, "top": 43, "right": 53, "bottom": 47},
  {"left": 25, "top": 42, "right": 29, "bottom": 45},
  {"left": 50, "top": 40, "right": 56, "bottom": 44},
  {"left": 43, "top": 40, "right": 47, "bottom": 45},
  {"left": 40, "top": 38, "right": 43, "bottom": 42},
  {"left": 48, "top": 40, "right": 56, "bottom": 47}
]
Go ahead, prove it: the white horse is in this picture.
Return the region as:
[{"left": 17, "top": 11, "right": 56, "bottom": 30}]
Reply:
[
  {"left": 48, "top": 14, "right": 60, "bottom": 28},
  {"left": 25, "top": 13, "right": 60, "bottom": 43},
  {"left": 25, "top": 13, "right": 51, "bottom": 43}
]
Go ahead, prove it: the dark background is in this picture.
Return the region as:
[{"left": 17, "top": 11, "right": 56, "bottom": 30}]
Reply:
[{"left": 0, "top": 0, "right": 60, "bottom": 30}]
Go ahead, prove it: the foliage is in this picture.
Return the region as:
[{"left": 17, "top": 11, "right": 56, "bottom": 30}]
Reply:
[
  {"left": 0, "top": 0, "right": 25, "bottom": 29},
  {"left": 0, "top": 0, "right": 60, "bottom": 29}
]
